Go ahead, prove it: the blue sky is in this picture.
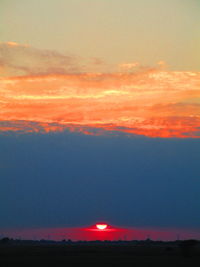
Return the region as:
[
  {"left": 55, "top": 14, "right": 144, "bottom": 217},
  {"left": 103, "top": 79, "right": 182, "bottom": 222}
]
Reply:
[{"left": 1, "top": 131, "right": 200, "bottom": 229}]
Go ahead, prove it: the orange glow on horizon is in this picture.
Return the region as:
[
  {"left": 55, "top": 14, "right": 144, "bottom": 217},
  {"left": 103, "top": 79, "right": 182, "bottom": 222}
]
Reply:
[{"left": 1, "top": 226, "right": 200, "bottom": 241}]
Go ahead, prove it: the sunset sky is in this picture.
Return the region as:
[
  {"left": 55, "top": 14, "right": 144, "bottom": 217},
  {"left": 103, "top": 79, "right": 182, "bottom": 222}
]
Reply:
[{"left": 0, "top": 0, "right": 200, "bottom": 240}]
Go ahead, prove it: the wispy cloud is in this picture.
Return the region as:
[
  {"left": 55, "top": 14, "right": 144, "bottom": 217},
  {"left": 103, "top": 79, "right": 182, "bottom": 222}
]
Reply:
[
  {"left": 0, "top": 43, "right": 199, "bottom": 138},
  {"left": 0, "top": 42, "right": 82, "bottom": 76}
]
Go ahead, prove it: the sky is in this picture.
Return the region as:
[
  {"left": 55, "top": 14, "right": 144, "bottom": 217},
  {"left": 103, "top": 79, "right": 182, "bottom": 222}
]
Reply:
[{"left": 0, "top": 0, "right": 200, "bottom": 240}]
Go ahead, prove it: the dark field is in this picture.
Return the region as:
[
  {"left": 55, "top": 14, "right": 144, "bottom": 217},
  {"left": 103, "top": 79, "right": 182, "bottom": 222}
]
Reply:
[{"left": 1, "top": 241, "right": 200, "bottom": 266}]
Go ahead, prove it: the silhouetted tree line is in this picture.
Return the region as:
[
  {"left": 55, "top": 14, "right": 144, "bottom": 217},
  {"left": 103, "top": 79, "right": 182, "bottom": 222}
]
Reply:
[
  {"left": 179, "top": 239, "right": 199, "bottom": 257},
  {"left": 0, "top": 235, "right": 199, "bottom": 258},
  {"left": 0, "top": 237, "right": 10, "bottom": 244}
]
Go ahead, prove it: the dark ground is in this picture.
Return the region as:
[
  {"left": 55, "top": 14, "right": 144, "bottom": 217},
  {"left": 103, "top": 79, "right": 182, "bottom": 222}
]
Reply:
[{"left": 0, "top": 241, "right": 200, "bottom": 266}]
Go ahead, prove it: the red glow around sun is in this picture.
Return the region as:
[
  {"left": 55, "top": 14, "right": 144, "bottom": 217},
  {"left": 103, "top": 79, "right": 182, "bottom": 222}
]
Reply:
[{"left": 96, "top": 224, "right": 108, "bottom": 230}]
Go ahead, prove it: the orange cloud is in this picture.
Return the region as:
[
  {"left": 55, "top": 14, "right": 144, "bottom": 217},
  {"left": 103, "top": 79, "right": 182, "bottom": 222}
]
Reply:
[{"left": 0, "top": 44, "right": 200, "bottom": 138}]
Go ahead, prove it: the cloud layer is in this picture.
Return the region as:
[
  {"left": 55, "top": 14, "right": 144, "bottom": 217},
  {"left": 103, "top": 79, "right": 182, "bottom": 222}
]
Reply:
[{"left": 0, "top": 43, "right": 200, "bottom": 138}]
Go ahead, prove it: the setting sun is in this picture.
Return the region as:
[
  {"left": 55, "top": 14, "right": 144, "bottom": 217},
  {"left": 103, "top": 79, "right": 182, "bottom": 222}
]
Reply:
[{"left": 96, "top": 224, "right": 108, "bottom": 230}]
